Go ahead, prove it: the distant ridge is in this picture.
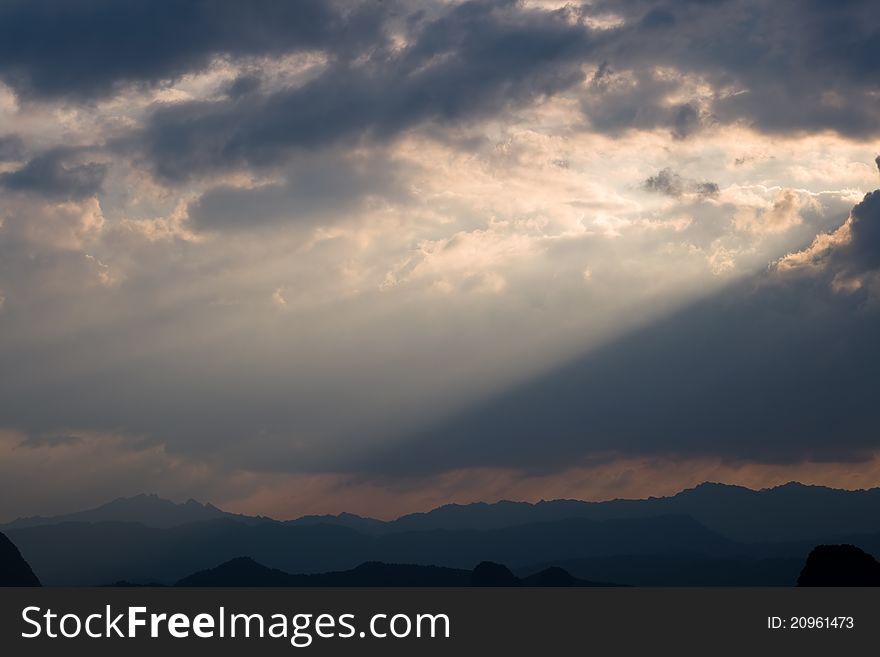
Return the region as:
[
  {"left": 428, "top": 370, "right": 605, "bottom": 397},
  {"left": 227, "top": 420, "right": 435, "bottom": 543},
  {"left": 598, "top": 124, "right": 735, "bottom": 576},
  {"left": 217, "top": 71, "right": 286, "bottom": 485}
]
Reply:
[
  {"left": 8, "top": 482, "right": 880, "bottom": 542},
  {"left": 322, "top": 481, "right": 880, "bottom": 543},
  {"left": 285, "top": 512, "right": 386, "bottom": 534},
  {"left": 2, "top": 494, "right": 270, "bottom": 530}
]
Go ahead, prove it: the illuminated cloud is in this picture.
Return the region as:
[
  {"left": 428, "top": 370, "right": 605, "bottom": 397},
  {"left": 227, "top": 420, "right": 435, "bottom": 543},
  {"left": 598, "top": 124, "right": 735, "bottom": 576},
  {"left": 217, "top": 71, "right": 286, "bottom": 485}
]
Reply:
[{"left": 0, "top": 0, "right": 879, "bottom": 515}]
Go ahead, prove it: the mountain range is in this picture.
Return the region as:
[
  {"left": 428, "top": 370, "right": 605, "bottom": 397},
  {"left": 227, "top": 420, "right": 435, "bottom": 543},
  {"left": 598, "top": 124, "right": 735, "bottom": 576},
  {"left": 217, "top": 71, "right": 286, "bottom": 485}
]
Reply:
[
  {"left": 8, "top": 481, "right": 880, "bottom": 543},
  {"left": 3, "top": 482, "right": 880, "bottom": 586}
]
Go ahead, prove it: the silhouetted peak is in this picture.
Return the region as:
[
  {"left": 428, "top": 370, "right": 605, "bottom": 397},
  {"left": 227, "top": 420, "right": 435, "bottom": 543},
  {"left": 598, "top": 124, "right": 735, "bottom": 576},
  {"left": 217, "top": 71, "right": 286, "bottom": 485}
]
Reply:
[
  {"left": 521, "top": 567, "right": 577, "bottom": 587},
  {"left": 0, "top": 531, "right": 40, "bottom": 586},
  {"left": 2, "top": 494, "right": 234, "bottom": 530},
  {"left": 176, "top": 557, "right": 292, "bottom": 587},
  {"left": 677, "top": 482, "right": 752, "bottom": 497},
  {"left": 773, "top": 481, "right": 809, "bottom": 490},
  {"left": 471, "top": 561, "right": 517, "bottom": 587},
  {"left": 797, "top": 545, "right": 880, "bottom": 586}
]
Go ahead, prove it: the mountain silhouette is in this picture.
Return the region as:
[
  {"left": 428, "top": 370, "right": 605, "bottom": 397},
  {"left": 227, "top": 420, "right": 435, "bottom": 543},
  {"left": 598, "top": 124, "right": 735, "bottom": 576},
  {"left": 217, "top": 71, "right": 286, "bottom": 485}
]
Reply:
[
  {"left": 6, "top": 514, "right": 734, "bottom": 586},
  {"left": 797, "top": 544, "right": 880, "bottom": 586},
  {"left": 10, "top": 481, "right": 880, "bottom": 542},
  {"left": 471, "top": 561, "right": 518, "bottom": 586},
  {"left": 7, "top": 482, "right": 880, "bottom": 586},
  {"left": 376, "top": 482, "right": 880, "bottom": 543},
  {"left": 175, "top": 557, "right": 610, "bottom": 587},
  {"left": 1, "top": 494, "right": 267, "bottom": 530},
  {"left": 0, "top": 531, "right": 40, "bottom": 586}
]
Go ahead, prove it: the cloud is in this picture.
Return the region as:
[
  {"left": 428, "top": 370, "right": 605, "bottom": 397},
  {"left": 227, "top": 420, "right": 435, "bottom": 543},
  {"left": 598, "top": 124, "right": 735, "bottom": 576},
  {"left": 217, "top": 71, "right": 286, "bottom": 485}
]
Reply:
[
  {"left": 847, "top": 190, "right": 880, "bottom": 272},
  {"left": 0, "top": 134, "right": 23, "bottom": 161},
  {"left": 0, "top": 196, "right": 105, "bottom": 251},
  {"left": 186, "top": 150, "right": 406, "bottom": 230},
  {"left": 0, "top": 149, "right": 107, "bottom": 200},
  {"left": 348, "top": 189, "right": 880, "bottom": 475},
  {"left": 584, "top": 0, "right": 880, "bottom": 138},
  {"left": 642, "top": 168, "right": 719, "bottom": 198},
  {"left": 733, "top": 188, "right": 815, "bottom": 235},
  {"left": 777, "top": 188, "right": 880, "bottom": 290},
  {"left": 2, "top": 1, "right": 880, "bottom": 513},
  {"left": 139, "top": 1, "right": 595, "bottom": 181},
  {"left": 3, "top": 0, "right": 879, "bottom": 147},
  {"left": 6, "top": 422, "right": 880, "bottom": 522},
  {"left": 18, "top": 433, "right": 82, "bottom": 448},
  {"left": 0, "top": 429, "right": 215, "bottom": 521},
  {"left": 0, "top": 0, "right": 387, "bottom": 100}
]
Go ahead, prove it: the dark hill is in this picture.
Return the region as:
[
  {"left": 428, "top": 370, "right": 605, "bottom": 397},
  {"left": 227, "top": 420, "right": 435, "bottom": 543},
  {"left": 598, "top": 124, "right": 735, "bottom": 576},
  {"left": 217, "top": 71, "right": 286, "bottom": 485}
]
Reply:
[
  {"left": 0, "top": 531, "right": 40, "bottom": 586},
  {"left": 176, "top": 557, "right": 609, "bottom": 587},
  {"left": 519, "top": 565, "right": 617, "bottom": 587},
  {"left": 177, "top": 557, "right": 301, "bottom": 587},
  {"left": 471, "top": 561, "right": 518, "bottom": 586},
  {"left": 177, "top": 558, "right": 472, "bottom": 587},
  {"left": 797, "top": 545, "right": 880, "bottom": 586}
]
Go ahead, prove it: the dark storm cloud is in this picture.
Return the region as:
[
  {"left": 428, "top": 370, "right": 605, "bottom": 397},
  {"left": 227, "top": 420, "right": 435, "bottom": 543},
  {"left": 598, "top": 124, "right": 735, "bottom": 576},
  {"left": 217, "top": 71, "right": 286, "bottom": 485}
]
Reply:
[
  {"left": 584, "top": 0, "right": 880, "bottom": 138},
  {"left": 351, "top": 190, "right": 880, "bottom": 475},
  {"left": 642, "top": 168, "right": 719, "bottom": 198},
  {"left": 0, "top": 0, "right": 387, "bottom": 99},
  {"left": 1, "top": 0, "right": 877, "bottom": 164},
  {"left": 140, "top": 0, "right": 595, "bottom": 181},
  {"left": 581, "top": 65, "right": 714, "bottom": 139},
  {"left": 0, "top": 149, "right": 107, "bottom": 199},
  {"left": 834, "top": 191, "right": 880, "bottom": 277},
  {"left": 777, "top": 188, "right": 880, "bottom": 283}
]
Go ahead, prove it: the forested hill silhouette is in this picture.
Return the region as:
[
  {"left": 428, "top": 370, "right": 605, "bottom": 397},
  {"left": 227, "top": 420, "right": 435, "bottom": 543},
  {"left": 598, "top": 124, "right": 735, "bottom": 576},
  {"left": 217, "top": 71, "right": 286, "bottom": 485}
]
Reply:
[
  {"left": 174, "top": 557, "right": 612, "bottom": 587},
  {"left": 797, "top": 545, "right": 880, "bottom": 586},
  {"left": 0, "top": 531, "right": 40, "bottom": 586}
]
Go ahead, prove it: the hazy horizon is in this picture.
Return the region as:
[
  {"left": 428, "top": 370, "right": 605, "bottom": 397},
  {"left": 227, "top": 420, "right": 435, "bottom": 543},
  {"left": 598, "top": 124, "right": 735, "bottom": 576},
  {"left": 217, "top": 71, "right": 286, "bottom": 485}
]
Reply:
[{"left": 4, "top": 478, "right": 879, "bottom": 526}]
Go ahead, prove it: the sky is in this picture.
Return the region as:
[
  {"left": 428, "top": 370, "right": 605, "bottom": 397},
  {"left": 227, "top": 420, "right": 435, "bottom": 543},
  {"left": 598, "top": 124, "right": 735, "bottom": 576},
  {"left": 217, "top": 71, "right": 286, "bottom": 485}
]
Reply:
[{"left": 1, "top": 0, "right": 879, "bottom": 521}]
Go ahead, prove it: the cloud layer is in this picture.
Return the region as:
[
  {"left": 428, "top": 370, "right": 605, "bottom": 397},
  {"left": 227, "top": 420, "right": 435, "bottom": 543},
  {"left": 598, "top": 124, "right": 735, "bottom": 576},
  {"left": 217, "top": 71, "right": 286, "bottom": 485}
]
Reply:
[{"left": 0, "top": 0, "right": 879, "bottom": 516}]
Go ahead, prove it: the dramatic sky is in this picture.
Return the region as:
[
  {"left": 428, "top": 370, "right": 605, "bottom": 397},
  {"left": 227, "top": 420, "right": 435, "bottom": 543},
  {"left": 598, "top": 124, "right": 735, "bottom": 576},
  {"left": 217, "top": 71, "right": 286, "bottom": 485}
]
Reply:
[{"left": 1, "top": 0, "right": 879, "bottom": 520}]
